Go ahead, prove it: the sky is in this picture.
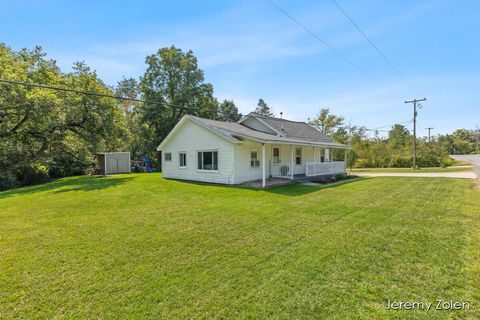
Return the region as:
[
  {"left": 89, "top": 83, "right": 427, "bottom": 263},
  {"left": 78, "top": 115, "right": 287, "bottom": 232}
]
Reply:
[{"left": 1, "top": 0, "right": 479, "bottom": 137}]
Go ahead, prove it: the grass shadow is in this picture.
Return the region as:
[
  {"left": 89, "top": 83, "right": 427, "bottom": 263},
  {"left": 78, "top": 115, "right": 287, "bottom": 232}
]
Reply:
[
  {"left": 0, "top": 175, "right": 135, "bottom": 199},
  {"left": 265, "top": 176, "right": 368, "bottom": 196},
  {"left": 164, "top": 176, "right": 369, "bottom": 197}
]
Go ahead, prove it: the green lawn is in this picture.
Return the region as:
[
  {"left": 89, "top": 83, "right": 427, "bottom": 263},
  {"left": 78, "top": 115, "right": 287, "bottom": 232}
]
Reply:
[
  {"left": 1, "top": 174, "right": 479, "bottom": 319},
  {"left": 350, "top": 166, "right": 472, "bottom": 173}
]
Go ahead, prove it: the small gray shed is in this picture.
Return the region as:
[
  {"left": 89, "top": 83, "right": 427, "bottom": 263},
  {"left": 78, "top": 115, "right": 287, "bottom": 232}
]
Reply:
[{"left": 96, "top": 152, "right": 131, "bottom": 175}]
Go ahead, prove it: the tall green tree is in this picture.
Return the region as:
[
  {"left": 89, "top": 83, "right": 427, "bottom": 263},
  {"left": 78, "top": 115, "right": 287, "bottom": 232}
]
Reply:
[
  {"left": 115, "top": 77, "right": 143, "bottom": 158},
  {"left": 332, "top": 127, "right": 349, "bottom": 144},
  {"left": 255, "top": 98, "right": 274, "bottom": 116},
  {"left": 308, "top": 108, "right": 344, "bottom": 135},
  {"left": 388, "top": 124, "right": 410, "bottom": 149},
  {"left": 218, "top": 99, "right": 242, "bottom": 122},
  {"left": 139, "top": 46, "right": 220, "bottom": 160}
]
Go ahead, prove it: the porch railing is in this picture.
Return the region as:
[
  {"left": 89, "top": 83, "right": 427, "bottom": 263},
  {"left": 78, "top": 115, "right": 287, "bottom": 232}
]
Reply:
[
  {"left": 271, "top": 164, "right": 291, "bottom": 178},
  {"left": 305, "top": 161, "right": 346, "bottom": 177}
]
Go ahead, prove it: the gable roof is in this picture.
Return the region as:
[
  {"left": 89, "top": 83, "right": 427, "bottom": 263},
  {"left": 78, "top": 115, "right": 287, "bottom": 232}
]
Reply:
[
  {"left": 157, "top": 114, "right": 348, "bottom": 151},
  {"left": 242, "top": 112, "right": 335, "bottom": 143}
]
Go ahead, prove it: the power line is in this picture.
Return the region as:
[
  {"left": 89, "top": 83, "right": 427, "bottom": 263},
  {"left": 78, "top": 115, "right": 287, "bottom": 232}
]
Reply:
[
  {"left": 0, "top": 78, "right": 193, "bottom": 111},
  {"left": 266, "top": 0, "right": 403, "bottom": 100},
  {"left": 331, "top": 0, "right": 420, "bottom": 94},
  {"left": 372, "top": 120, "right": 412, "bottom": 130}
]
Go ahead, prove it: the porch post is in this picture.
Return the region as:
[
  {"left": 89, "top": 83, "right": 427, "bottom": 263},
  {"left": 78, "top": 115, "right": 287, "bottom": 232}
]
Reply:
[
  {"left": 313, "top": 146, "right": 316, "bottom": 176},
  {"left": 262, "top": 143, "right": 266, "bottom": 188},
  {"left": 344, "top": 148, "right": 347, "bottom": 172},
  {"left": 291, "top": 145, "right": 294, "bottom": 180}
]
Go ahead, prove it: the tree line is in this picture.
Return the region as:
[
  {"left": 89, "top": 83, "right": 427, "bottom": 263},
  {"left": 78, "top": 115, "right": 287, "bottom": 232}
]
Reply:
[
  {"left": 1, "top": 44, "right": 477, "bottom": 190},
  {"left": 306, "top": 109, "right": 479, "bottom": 169},
  {"left": 0, "top": 44, "right": 242, "bottom": 189}
]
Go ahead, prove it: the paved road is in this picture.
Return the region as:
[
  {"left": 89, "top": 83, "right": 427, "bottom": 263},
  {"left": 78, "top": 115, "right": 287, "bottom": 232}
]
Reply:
[
  {"left": 354, "top": 171, "right": 477, "bottom": 179},
  {"left": 451, "top": 155, "right": 480, "bottom": 179}
]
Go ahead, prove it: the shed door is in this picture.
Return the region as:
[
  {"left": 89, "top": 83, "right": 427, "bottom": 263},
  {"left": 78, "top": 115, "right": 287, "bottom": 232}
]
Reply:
[{"left": 107, "top": 156, "right": 128, "bottom": 174}]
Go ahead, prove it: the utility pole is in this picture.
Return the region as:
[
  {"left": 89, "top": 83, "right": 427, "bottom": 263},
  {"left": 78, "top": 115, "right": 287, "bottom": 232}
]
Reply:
[
  {"left": 426, "top": 127, "right": 434, "bottom": 142},
  {"left": 404, "top": 98, "right": 427, "bottom": 169}
]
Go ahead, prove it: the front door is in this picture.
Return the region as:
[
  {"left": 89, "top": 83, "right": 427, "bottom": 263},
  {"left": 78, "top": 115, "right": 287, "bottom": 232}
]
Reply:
[
  {"left": 270, "top": 145, "right": 290, "bottom": 177},
  {"left": 270, "top": 146, "right": 281, "bottom": 176}
]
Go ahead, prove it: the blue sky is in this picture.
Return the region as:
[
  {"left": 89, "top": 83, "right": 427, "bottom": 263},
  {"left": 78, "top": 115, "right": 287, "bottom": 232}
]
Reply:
[{"left": 2, "top": 0, "right": 479, "bottom": 136}]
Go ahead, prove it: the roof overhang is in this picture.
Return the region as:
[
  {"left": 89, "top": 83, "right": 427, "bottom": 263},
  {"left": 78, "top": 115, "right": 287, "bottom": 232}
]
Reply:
[{"left": 231, "top": 132, "right": 350, "bottom": 149}]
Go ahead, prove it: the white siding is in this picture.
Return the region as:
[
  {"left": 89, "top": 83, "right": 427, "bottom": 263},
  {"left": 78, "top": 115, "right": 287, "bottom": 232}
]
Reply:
[
  {"left": 234, "top": 142, "right": 271, "bottom": 183},
  {"left": 160, "top": 120, "right": 235, "bottom": 184}
]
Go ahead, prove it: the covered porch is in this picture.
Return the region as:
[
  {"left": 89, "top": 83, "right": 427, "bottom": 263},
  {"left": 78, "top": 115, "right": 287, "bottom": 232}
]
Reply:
[{"left": 258, "top": 143, "right": 348, "bottom": 188}]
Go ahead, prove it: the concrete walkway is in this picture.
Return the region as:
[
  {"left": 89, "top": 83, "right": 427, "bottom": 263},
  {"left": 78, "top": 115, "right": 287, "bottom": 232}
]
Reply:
[{"left": 354, "top": 171, "right": 477, "bottom": 179}]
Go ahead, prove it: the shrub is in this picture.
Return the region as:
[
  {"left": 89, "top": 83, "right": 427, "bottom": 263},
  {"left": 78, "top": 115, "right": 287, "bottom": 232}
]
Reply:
[
  {"left": 440, "top": 156, "right": 454, "bottom": 167},
  {"left": 335, "top": 173, "right": 347, "bottom": 180},
  {"left": 15, "top": 162, "right": 50, "bottom": 187},
  {"left": 417, "top": 154, "right": 441, "bottom": 167},
  {"left": 0, "top": 171, "right": 18, "bottom": 191},
  {"left": 353, "top": 158, "right": 371, "bottom": 168},
  {"left": 389, "top": 156, "right": 412, "bottom": 168}
]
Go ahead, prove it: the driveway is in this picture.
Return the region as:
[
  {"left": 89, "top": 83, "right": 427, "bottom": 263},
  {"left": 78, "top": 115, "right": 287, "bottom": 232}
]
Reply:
[
  {"left": 451, "top": 155, "right": 480, "bottom": 179},
  {"left": 354, "top": 171, "right": 477, "bottom": 179}
]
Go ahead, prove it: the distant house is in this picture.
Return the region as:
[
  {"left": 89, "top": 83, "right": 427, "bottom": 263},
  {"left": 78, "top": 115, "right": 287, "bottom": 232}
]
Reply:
[{"left": 157, "top": 112, "right": 348, "bottom": 187}]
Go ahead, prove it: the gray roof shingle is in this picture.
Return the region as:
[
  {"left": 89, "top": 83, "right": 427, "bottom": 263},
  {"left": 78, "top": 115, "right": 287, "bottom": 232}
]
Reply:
[
  {"left": 188, "top": 114, "right": 347, "bottom": 148},
  {"left": 248, "top": 112, "right": 335, "bottom": 143}
]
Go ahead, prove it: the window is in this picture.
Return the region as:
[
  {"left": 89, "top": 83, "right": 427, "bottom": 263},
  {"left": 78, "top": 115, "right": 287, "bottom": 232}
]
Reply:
[
  {"left": 273, "top": 147, "right": 280, "bottom": 163},
  {"left": 295, "top": 148, "right": 302, "bottom": 165},
  {"left": 164, "top": 152, "right": 172, "bottom": 161},
  {"left": 179, "top": 152, "right": 186, "bottom": 168},
  {"left": 198, "top": 151, "right": 218, "bottom": 171},
  {"left": 250, "top": 151, "right": 259, "bottom": 168}
]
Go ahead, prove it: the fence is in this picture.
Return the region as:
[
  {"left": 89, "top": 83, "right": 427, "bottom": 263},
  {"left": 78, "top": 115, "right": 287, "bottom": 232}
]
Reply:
[{"left": 305, "top": 161, "right": 346, "bottom": 177}]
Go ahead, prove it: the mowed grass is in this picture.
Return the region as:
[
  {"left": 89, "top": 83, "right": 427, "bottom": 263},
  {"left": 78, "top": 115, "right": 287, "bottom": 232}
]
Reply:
[
  {"left": 350, "top": 166, "right": 472, "bottom": 173},
  {"left": 1, "top": 174, "right": 479, "bottom": 319}
]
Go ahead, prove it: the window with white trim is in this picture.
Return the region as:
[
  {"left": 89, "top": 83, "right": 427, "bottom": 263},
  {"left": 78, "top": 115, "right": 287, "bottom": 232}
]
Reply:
[
  {"left": 179, "top": 152, "right": 186, "bottom": 168},
  {"left": 164, "top": 152, "right": 172, "bottom": 161},
  {"left": 295, "top": 147, "right": 302, "bottom": 165},
  {"left": 197, "top": 151, "right": 218, "bottom": 171},
  {"left": 273, "top": 147, "right": 280, "bottom": 163},
  {"left": 250, "top": 150, "right": 259, "bottom": 168}
]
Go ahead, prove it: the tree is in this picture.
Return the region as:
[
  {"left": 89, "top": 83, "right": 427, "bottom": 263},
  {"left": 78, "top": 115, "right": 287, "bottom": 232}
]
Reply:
[
  {"left": 218, "top": 99, "right": 242, "bottom": 122},
  {"left": 388, "top": 124, "right": 410, "bottom": 149},
  {"left": 450, "top": 129, "right": 477, "bottom": 154},
  {"left": 255, "top": 98, "right": 274, "bottom": 116},
  {"left": 115, "top": 78, "right": 143, "bottom": 159},
  {"left": 346, "top": 149, "right": 358, "bottom": 170},
  {"left": 333, "top": 127, "right": 348, "bottom": 144},
  {"left": 115, "top": 77, "right": 139, "bottom": 113},
  {"left": 0, "top": 44, "right": 128, "bottom": 189},
  {"left": 139, "top": 46, "right": 220, "bottom": 160},
  {"left": 308, "top": 108, "right": 344, "bottom": 135}
]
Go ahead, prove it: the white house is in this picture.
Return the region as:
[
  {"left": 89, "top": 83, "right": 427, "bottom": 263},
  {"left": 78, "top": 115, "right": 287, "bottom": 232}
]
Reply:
[{"left": 157, "top": 112, "right": 349, "bottom": 187}]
